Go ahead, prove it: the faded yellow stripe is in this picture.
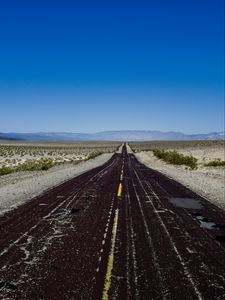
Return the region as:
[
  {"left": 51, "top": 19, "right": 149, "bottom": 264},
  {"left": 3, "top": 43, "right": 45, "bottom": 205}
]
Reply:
[
  {"left": 102, "top": 209, "right": 119, "bottom": 300},
  {"left": 117, "top": 183, "right": 122, "bottom": 198}
]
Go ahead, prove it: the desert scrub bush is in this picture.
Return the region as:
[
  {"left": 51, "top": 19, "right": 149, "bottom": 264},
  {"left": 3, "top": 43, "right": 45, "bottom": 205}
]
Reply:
[
  {"left": 153, "top": 149, "right": 198, "bottom": 169},
  {"left": 204, "top": 160, "right": 225, "bottom": 167},
  {"left": 86, "top": 151, "right": 104, "bottom": 160},
  {"left": 0, "top": 166, "right": 14, "bottom": 175},
  {"left": 16, "top": 159, "right": 55, "bottom": 171}
]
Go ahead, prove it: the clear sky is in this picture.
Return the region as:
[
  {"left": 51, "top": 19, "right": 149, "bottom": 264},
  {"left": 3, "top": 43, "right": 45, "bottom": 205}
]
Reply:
[{"left": 0, "top": 0, "right": 224, "bottom": 133}]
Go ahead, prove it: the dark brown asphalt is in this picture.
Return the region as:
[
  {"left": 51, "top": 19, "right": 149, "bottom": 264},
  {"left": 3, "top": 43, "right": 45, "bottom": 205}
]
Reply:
[{"left": 0, "top": 145, "right": 225, "bottom": 300}]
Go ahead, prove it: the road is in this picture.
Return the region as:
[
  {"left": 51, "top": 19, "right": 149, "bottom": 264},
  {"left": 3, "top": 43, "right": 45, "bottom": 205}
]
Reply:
[{"left": 0, "top": 144, "right": 225, "bottom": 300}]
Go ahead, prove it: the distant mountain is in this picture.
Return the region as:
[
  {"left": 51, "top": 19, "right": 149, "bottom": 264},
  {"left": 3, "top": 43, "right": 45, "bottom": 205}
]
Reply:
[
  {"left": 0, "top": 131, "right": 224, "bottom": 141},
  {"left": 0, "top": 134, "right": 24, "bottom": 141}
]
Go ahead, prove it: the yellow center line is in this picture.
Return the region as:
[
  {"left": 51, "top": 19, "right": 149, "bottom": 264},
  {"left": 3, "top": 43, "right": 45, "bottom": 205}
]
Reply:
[
  {"left": 102, "top": 209, "right": 119, "bottom": 300},
  {"left": 117, "top": 183, "right": 123, "bottom": 198},
  {"left": 121, "top": 165, "right": 124, "bottom": 176}
]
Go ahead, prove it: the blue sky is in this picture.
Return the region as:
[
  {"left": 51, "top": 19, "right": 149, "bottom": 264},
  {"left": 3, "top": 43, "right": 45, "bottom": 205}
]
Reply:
[{"left": 0, "top": 0, "right": 224, "bottom": 133}]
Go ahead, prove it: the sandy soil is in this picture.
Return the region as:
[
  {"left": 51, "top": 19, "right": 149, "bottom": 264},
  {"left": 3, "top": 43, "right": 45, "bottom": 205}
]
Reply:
[
  {"left": 171, "top": 145, "right": 224, "bottom": 165},
  {"left": 116, "top": 143, "right": 124, "bottom": 153},
  {"left": 126, "top": 143, "right": 133, "bottom": 154},
  {"left": 135, "top": 151, "right": 225, "bottom": 210},
  {"left": 0, "top": 153, "right": 113, "bottom": 215}
]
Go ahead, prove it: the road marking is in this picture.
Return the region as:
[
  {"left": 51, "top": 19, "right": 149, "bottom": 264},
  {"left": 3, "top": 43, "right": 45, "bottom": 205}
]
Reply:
[
  {"left": 102, "top": 208, "right": 119, "bottom": 300},
  {"left": 120, "top": 159, "right": 125, "bottom": 181},
  {"left": 132, "top": 167, "right": 204, "bottom": 300},
  {"left": 126, "top": 191, "right": 140, "bottom": 299},
  {"left": 96, "top": 200, "right": 114, "bottom": 274},
  {"left": 117, "top": 183, "right": 122, "bottom": 198}
]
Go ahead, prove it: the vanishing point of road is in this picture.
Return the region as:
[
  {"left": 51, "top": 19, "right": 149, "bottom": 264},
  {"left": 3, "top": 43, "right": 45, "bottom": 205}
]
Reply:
[{"left": 1, "top": 144, "right": 225, "bottom": 300}]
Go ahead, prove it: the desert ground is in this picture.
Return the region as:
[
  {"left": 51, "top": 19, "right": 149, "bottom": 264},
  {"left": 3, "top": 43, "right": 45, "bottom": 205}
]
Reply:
[
  {"left": 0, "top": 141, "right": 121, "bottom": 168},
  {"left": 129, "top": 141, "right": 225, "bottom": 210}
]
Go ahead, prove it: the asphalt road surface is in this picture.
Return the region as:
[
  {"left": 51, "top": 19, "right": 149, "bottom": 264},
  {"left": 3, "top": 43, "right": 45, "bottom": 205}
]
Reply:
[{"left": 1, "top": 144, "right": 225, "bottom": 300}]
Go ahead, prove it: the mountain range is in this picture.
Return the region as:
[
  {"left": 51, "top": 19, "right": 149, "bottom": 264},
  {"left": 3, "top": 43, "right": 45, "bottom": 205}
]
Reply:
[{"left": 0, "top": 131, "right": 224, "bottom": 141}]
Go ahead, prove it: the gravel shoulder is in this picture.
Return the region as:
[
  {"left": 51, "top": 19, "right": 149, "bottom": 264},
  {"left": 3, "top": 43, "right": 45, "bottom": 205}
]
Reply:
[
  {"left": 0, "top": 153, "right": 113, "bottom": 214},
  {"left": 135, "top": 151, "right": 225, "bottom": 210}
]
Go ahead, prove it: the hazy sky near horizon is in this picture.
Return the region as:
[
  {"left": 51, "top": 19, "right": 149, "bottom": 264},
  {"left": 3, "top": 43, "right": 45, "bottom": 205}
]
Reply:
[{"left": 0, "top": 0, "right": 224, "bottom": 133}]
